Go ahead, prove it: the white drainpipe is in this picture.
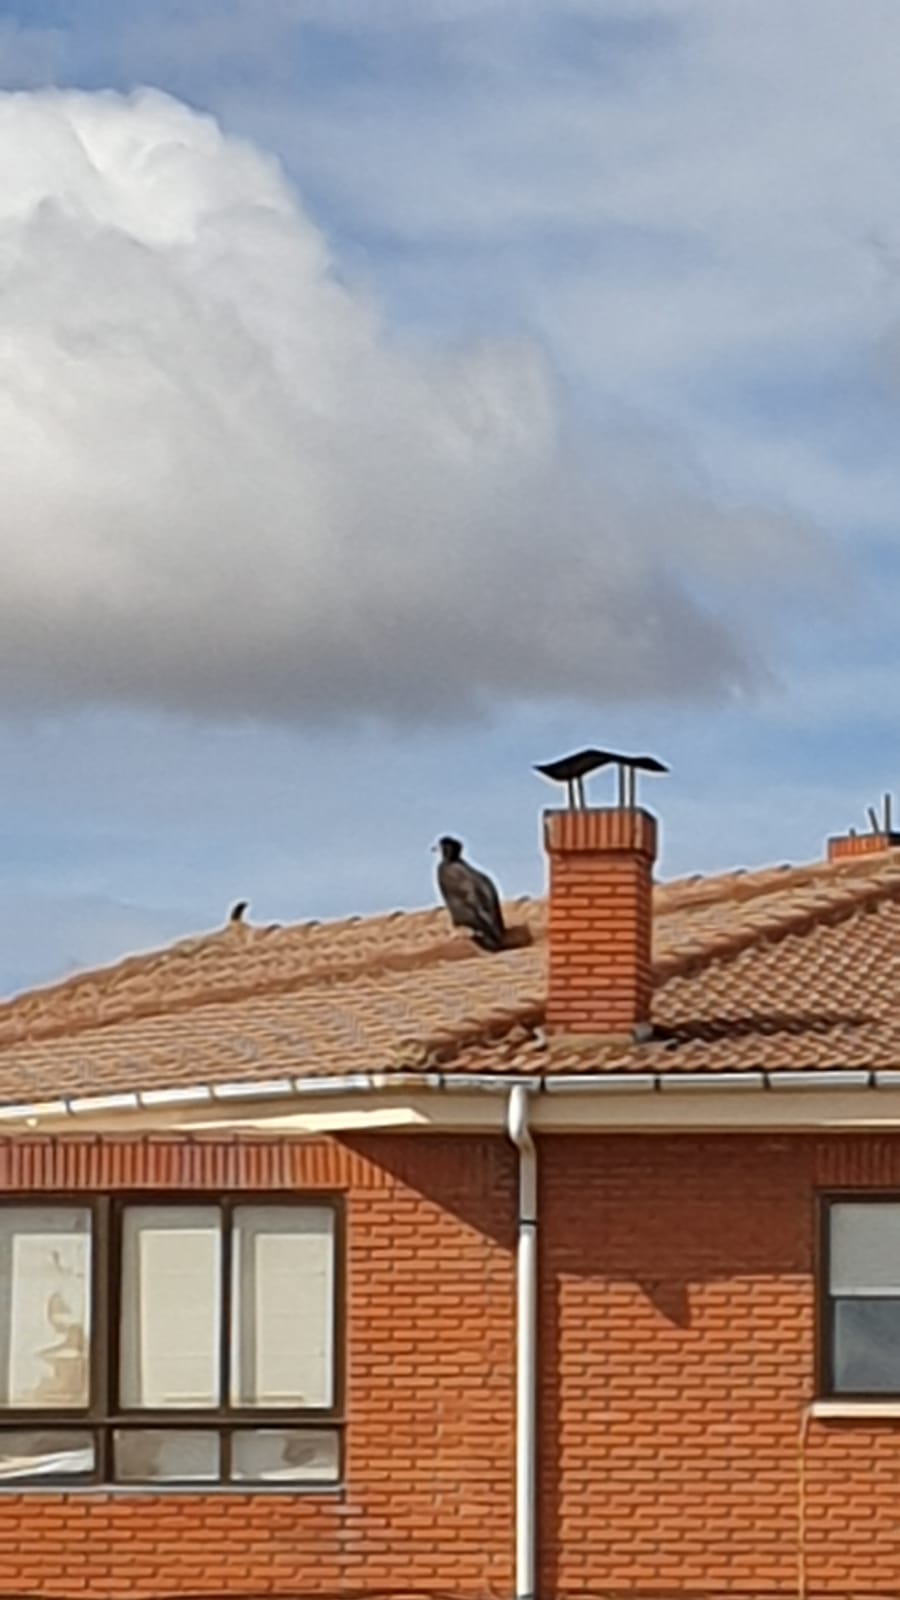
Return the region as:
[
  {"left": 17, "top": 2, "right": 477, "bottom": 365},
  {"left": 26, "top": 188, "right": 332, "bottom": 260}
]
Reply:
[{"left": 507, "top": 1084, "right": 538, "bottom": 1600}]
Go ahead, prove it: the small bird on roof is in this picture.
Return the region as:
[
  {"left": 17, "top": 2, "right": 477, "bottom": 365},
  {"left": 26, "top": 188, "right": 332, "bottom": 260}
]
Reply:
[
  {"left": 433, "top": 837, "right": 506, "bottom": 953},
  {"left": 229, "top": 900, "right": 249, "bottom": 925}
]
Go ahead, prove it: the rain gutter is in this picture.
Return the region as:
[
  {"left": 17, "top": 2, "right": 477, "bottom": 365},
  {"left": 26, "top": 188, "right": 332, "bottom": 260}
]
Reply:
[{"left": 0, "top": 1066, "right": 895, "bottom": 1125}]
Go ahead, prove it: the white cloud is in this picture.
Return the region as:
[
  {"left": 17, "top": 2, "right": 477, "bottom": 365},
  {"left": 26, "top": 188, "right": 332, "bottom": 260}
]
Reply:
[{"left": 0, "top": 86, "right": 822, "bottom": 724}]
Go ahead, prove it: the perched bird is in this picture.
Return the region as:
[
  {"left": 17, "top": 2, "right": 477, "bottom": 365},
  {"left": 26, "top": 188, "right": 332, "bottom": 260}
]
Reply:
[
  {"left": 229, "top": 900, "right": 249, "bottom": 925},
  {"left": 434, "top": 836, "right": 506, "bottom": 953}
]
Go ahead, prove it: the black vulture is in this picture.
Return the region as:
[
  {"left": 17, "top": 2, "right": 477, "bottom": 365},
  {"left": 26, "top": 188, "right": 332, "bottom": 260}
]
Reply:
[{"left": 434, "top": 836, "right": 506, "bottom": 952}]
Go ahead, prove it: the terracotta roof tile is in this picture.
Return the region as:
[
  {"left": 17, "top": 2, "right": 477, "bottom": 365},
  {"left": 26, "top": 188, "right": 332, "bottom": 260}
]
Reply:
[{"left": 1, "top": 849, "right": 900, "bottom": 1105}]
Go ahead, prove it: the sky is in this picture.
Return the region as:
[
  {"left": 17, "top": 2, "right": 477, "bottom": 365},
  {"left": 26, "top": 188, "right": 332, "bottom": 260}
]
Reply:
[{"left": 0, "top": 0, "right": 899, "bottom": 991}]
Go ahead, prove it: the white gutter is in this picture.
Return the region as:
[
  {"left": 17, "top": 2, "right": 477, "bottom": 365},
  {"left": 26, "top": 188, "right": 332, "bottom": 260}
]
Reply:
[
  {"left": 7, "top": 1067, "right": 900, "bottom": 1135},
  {"left": 507, "top": 1084, "right": 537, "bottom": 1600}
]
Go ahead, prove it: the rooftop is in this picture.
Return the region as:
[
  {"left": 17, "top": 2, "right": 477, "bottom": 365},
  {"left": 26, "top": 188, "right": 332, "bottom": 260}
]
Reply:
[{"left": 0, "top": 843, "right": 899, "bottom": 1111}]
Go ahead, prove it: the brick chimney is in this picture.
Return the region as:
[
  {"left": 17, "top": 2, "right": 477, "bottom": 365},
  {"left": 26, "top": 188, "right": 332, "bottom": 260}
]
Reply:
[
  {"left": 543, "top": 806, "right": 657, "bottom": 1040},
  {"left": 827, "top": 830, "right": 900, "bottom": 863},
  {"left": 827, "top": 793, "right": 900, "bottom": 862}
]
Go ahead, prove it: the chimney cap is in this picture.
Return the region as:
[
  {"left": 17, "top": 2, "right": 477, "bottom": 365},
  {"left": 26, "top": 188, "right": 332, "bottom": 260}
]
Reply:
[{"left": 535, "top": 746, "right": 668, "bottom": 810}]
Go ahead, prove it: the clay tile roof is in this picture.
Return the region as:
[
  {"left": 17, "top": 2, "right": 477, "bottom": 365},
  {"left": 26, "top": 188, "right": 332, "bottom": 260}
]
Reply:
[{"left": 1, "top": 849, "right": 900, "bottom": 1106}]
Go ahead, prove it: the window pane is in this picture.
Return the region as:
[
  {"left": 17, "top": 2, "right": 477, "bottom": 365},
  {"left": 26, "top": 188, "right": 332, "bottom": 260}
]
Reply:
[
  {"left": 0, "top": 1207, "right": 91, "bottom": 1409},
  {"left": 231, "top": 1206, "right": 334, "bottom": 1409},
  {"left": 833, "top": 1298, "right": 900, "bottom": 1391},
  {"left": 230, "top": 1428, "right": 340, "bottom": 1485},
  {"left": 120, "top": 1207, "right": 221, "bottom": 1408},
  {"left": 113, "top": 1429, "right": 220, "bottom": 1483},
  {"left": 831, "top": 1203, "right": 900, "bottom": 1294},
  {"left": 0, "top": 1429, "right": 94, "bottom": 1480}
]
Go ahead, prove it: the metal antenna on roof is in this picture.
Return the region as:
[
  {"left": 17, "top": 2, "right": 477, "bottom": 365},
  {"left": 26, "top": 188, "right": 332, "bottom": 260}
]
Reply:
[
  {"left": 863, "top": 794, "right": 895, "bottom": 835},
  {"left": 534, "top": 748, "right": 669, "bottom": 811}
]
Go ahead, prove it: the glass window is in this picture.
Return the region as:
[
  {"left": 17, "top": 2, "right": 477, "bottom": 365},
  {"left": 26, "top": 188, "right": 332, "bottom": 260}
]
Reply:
[
  {"left": 826, "top": 1201, "right": 900, "bottom": 1394},
  {"left": 113, "top": 1428, "right": 220, "bottom": 1483},
  {"left": 230, "top": 1205, "right": 335, "bottom": 1409},
  {"left": 0, "top": 1429, "right": 94, "bottom": 1482},
  {"left": 0, "top": 1198, "right": 340, "bottom": 1487},
  {"left": 230, "top": 1427, "right": 340, "bottom": 1484},
  {"left": 119, "top": 1206, "right": 221, "bottom": 1409},
  {"left": 0, "top": 1207, "right": 91, "bottom": 1410}
]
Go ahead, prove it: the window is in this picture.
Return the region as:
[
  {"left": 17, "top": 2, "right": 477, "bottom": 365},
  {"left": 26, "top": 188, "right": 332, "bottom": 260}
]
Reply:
[
  {"left": 823, "top": 1199, "right": 900, "bottom": 1395},
  {"left": 0, "top": 1198, "right": 341, "bottom": 1487}
]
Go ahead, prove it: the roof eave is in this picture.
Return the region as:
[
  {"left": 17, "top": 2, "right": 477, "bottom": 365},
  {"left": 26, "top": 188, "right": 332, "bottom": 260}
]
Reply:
[{"left": 4, "top": 1067, "right": 900, "bottom": 1137}]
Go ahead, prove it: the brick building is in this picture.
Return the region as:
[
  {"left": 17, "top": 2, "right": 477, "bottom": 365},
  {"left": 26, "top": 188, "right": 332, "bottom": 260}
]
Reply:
[{"left": 0, "top": 795, "right": 898, "bottom": 1596}]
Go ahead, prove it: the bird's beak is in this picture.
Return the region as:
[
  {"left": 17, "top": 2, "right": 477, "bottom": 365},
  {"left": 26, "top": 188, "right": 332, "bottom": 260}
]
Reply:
[{"left": 430, "top": 843, "right": 439, "bottom": 853}]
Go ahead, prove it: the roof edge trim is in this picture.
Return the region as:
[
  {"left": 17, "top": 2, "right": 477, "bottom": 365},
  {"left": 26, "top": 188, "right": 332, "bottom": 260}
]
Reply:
[{"left": 0, "top": 1065, "right": 898, "bottom": 1129}]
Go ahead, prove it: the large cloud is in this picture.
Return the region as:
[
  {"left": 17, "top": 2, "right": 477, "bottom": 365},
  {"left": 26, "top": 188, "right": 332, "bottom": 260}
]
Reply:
[{"left": 0, "top": 87, "right": 812, "bottom": 723}]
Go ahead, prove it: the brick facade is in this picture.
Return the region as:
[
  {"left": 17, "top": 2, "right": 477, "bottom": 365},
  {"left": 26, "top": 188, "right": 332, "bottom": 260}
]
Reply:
[
  {"left": 542, "top": 1133, "right": 900, "bottom": 1600},
  {"left": 1, "top": 1129, "right": 900, "bottom": 1597},
  {"left": 0, "top": 1133, "right": 516, "bottom": 1600}
]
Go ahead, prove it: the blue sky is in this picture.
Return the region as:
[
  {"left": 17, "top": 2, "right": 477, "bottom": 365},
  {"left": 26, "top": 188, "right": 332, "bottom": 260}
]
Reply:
[{"left": 0, "top": 0, "right": 900, "bottom": 991}]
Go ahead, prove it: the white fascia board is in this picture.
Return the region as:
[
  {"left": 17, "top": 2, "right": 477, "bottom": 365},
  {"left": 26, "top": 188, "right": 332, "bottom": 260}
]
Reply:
[
  {"left": 187, "top": 1105, "right": 436, "bottom": 1134},
  {"left": 176, "top": 1078, "right": 900, "bottom": 1136},
  {"left": 175, "top": 1092, "right": 509, "bottom": 1135},
  {"left": 6, "top": 1067, "right": 900, "bottom": 1137}
]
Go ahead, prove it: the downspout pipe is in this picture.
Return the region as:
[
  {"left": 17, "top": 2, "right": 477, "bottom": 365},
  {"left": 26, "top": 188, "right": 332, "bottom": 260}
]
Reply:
[{"left": 507, "top": 1084, "right": 537, "bottom": 1600}]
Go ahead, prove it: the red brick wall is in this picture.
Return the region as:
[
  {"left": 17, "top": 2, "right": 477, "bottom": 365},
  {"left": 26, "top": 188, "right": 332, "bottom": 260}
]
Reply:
[
  {"left": 0, "top": 1133, "right": 517, "bottom": 1600},
  {"left": 4, "top": 1130, "right": 900, "bottom": 1598},
  {"left": 542, "top": 1133, "right": 900, "bottom": 1600}
]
